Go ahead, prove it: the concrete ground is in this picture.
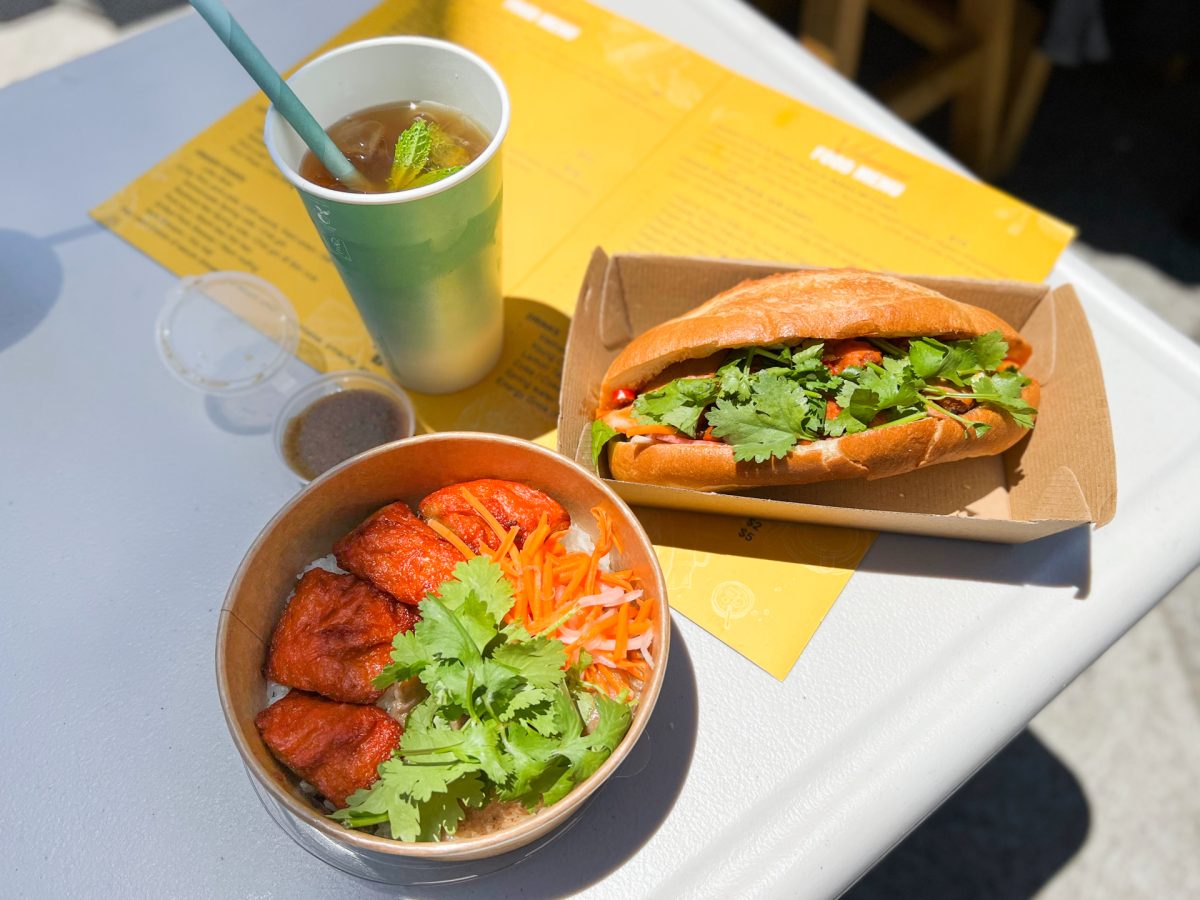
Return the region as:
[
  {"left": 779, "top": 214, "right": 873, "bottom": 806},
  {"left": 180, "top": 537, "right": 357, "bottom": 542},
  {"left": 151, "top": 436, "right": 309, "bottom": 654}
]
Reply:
[{"left": 2, "top": 3, "right": 1197, "bottom": 898}]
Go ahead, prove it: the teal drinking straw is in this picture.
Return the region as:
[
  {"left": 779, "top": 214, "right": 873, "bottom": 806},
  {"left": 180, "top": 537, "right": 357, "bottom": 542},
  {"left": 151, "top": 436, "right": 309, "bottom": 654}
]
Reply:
[{"left": 187, "top": 0, "right": 369, "bottom": 191}]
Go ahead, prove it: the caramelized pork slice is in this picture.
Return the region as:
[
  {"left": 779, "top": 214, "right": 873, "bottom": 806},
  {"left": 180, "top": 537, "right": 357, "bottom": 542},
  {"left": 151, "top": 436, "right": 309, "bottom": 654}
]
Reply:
[
  {"left": 419, "top": 479, "right": 570, "bottom": 552},
  {"left": 255, "top": 690, "right": 402, "bottom": 807},
  {"left": 333, "top": 501, "right": 464, "bottom": 604},
  {"left": 266, "top": 569, "right": 418, "bottom": 704}
]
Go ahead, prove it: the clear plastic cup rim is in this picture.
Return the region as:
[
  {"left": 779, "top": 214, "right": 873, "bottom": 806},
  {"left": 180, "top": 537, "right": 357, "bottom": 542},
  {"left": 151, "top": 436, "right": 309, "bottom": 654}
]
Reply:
[{"left": 156, "top": 272, "right": 300, "bottom": 395}]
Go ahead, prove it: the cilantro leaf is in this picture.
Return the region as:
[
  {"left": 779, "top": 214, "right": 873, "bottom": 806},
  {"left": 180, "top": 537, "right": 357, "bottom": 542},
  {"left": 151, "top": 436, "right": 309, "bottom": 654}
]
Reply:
[
  {"left": 398, "top": 698, "right": 464, "bottom": 763},
  {"left": 418, "top": 774, "right": 484, "bottom": 841},
  {"left": 706, "top": 398, "right": 799, "bottom": 462},
  {"left": 500, "top": 685, "right": 553, "bottom": 722},
  {"left": 456, "top": 720, "right": 511, "bottom": 784},
  {"left": 583, "top": 691, "right": 633, "bottom": 753},
  {"left": 334, "top": 774, "right": 422, "bottom": 840},
  {"left": 417, "top": 660, "right": 471, "bottom": 711},
  {"left": 387, "top": 119, "right": 432, "bottom": 191},
  {"left": 706, "top": 371, "right": 818, "bottom": 461},
  {"left": 590, "top": 419, "right": 619, "bottom": 467},
  {"left": 788, "top": 342, "right": 827, "bottom": 375},
  {"left": 437, "top": 556, "right": 514, "bottom": 624},
  {"left": 499, "top": 722, "right": 560, "bottom": 802},
  {"left": 908, "top": 337, "right": 950, "bottom": 379},
  {"left": 826, "top": 408, "right": 869, "bottom": 438},
  {"left": 633, "top": 377, "right": 720, "bottom": 437},
  {"left": 717, "top": 357, "right": 755, "bottom": 401},
  {"left": 415, "top": 594, "right": 488, "bottom": 663},
  {"left": 971, "top": 330, "right": 1009, "bottom": 371},
  {"left": 969, "top": 371, "right": 1037, "bottom": 428},
  {"left": 492, "top": 636, "right": 568, "bottom": 689},
  {"left": 373, "top": 629, "right": 431, "bottom": 689},
  {"left": 856, "top": 361, "right": 921, "bottom": 411}
]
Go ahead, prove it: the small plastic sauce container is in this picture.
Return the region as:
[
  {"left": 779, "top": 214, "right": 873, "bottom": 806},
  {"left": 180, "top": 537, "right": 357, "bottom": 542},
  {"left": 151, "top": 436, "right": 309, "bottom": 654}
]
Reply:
[{"left": 274, "top": 371, "right": 416, "bottom": 482}]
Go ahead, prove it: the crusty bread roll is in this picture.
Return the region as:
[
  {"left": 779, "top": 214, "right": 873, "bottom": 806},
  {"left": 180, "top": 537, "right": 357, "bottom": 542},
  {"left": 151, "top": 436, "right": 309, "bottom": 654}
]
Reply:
[{"left": 598, "top": 269, "right": 1038, "bottom": 491}]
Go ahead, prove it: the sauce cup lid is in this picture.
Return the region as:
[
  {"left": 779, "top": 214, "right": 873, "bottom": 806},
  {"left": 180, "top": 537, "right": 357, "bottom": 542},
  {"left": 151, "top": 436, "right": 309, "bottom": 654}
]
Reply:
[{"left": 156, "top": 272, "right": 299, "bottom": 395}]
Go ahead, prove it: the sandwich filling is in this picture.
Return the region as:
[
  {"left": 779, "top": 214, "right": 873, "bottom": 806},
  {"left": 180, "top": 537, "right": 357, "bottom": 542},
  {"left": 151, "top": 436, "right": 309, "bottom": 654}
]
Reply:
[{"left": 592, "top": 331, "right": 1036, "bottom": 465}]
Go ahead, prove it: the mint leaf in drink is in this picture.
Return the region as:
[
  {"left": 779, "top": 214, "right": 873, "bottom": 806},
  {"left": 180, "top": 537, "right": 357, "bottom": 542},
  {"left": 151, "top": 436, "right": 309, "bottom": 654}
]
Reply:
[
  {"left": 428, "top": 121, "right": 473, "bottom": 168},
  {"left": 388, "top": 119, "right": 433, "bottom": 191},
  {"left": 409, "top": 165, "right": 464, "bottom": 188}
]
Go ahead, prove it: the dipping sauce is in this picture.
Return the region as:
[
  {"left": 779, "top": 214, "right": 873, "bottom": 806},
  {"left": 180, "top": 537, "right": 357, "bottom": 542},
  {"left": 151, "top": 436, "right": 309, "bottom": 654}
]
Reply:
[{"left": 282, "top": 389, "right": 410, "bottom": 480}]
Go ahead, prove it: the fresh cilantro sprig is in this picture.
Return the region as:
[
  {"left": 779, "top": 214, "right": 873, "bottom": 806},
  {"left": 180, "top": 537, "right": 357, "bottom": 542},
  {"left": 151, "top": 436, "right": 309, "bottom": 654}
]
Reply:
[
  {"left": 331, "top": 557, "right": 632, "bottom": 841},
  {"left": 591, "top": 330, "right": 1036, "bottom": 465}
]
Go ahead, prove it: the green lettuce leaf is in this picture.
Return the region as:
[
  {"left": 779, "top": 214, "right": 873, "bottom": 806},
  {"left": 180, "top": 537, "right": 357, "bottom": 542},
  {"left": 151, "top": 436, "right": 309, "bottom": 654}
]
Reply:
[{"left": 590, "top": 419, "right": 619, "bottom": 467}]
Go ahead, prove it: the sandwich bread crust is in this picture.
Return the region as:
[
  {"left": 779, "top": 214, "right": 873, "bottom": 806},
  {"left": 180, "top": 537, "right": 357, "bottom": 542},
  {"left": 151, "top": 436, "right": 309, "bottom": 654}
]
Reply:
[{"left": 597, "top": 269, "right": 1038, "bottom": 490}]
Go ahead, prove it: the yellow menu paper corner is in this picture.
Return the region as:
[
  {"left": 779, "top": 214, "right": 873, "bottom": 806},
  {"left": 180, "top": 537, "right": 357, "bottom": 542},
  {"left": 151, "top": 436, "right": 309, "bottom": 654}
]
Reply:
[
  {"left": 92, "top": 0, "right": 1074, "bottom": 680},
  {"left": 636, "top": 508, "right": 874, "bottom": 680}
]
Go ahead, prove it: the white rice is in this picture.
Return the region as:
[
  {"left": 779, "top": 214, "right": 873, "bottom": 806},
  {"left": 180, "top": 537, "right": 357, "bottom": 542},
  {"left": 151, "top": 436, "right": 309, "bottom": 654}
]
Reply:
[
  {"left": 266, "top": 680, "right": 290, "bottom": 705},
  {"left": 302, "top": 554, "right": 345, "bottom": 575},
  {"left": 561, "top": 522, "right": 614, "bottom": 571}
]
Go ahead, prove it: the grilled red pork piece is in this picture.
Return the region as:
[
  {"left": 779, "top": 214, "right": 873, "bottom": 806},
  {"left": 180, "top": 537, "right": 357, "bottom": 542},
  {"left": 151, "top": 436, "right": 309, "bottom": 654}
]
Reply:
[
  {"left": 419, "top": 479, "right": 570, "bottom": 552},
  {"left": 333, "top": 502, "right": 464, "bottom": 604},
  {"left": 255, "top": 691, "right": 402, "bottom": 807},
  {"left": 266, "top": 569, "right": 418, "bottom": 704}
]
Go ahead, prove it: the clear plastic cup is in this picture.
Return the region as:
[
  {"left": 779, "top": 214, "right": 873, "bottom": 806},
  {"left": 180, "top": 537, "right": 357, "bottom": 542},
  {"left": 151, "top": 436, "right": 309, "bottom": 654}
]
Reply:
[{"left": 273, "top": 370, "right": 417, "bottom": 482}]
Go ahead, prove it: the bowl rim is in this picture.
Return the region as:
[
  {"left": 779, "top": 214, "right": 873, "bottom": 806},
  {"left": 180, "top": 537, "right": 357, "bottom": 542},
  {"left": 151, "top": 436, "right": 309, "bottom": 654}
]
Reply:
[{"left": 215, "top": 432, "right": 671, "bottom": 859}]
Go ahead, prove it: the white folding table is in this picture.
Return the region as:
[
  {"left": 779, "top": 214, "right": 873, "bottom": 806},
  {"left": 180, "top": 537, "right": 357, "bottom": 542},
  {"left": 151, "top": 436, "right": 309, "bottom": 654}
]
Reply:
[{"left": 2, "top": 1, "right": 1197, "bottom": 897}]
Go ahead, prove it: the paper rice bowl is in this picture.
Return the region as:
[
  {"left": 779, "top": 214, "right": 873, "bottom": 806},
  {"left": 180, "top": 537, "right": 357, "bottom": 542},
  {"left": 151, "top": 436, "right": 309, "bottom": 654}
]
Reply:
[{"left": 216, "top": 433, "right": 670, "bottom": 867}]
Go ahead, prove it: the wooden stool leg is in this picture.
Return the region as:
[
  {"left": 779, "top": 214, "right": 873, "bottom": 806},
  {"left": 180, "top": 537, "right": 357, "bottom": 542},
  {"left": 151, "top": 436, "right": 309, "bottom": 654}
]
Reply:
[
  {"left": 994, "top": 49, "right": 1052, "bottom": 175},
  {"left": 951, "top": 0, "right": 1014, "bottom": 177},
  {"left": 802, "top": 0, "right": 870, "bottom": 78}
]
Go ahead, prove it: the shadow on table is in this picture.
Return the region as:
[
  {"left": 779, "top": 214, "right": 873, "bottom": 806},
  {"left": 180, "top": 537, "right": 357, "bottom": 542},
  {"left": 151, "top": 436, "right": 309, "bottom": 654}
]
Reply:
[
  {"left": 204, "top": 356, "right": 319, "bottom": 437},
  {"left": 0, "top": 225, "right": 87, "bottom": 354},
  {"left": 859, "top": 525, "right": 1093, "bottom": 597},
  {"left": 630, "top": 499, "right": 1092, "bottom": 597},
  {"left": 362, "top": 618, "right": 699, "bottom": 898},
  {"left": 844, "top": 730, "right": 1091, "bottom": 900}
]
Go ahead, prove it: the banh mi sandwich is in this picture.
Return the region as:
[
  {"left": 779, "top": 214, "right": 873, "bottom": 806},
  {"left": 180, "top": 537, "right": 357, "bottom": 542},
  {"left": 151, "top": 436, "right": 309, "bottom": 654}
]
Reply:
[{"left": 590, "top": 269, "right": 1039, "bottom": 491}]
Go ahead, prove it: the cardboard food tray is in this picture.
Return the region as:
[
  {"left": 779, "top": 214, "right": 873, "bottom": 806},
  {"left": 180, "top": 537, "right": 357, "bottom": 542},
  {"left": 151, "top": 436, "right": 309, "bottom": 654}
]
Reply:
[{"left": 557, "top": 250, "right": 1117, "bottom": 544}]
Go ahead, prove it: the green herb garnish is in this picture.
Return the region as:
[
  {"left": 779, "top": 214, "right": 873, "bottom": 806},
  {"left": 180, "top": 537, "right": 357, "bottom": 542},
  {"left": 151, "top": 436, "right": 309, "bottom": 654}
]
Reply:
[
  {"left": 599, "top": 330, "right": 1035, "bottom": 463},
  {"left": 387, "top": 119, "right": 433, "bottom": 191},
  {"left": 331, "top": 557, "right": 632, "bottom": 841},
  {"left": 408, "top": 165, "right": 464, "bottom": 188},
  {"left": 387, "top": 119, "right": 470, "bottom": 191}
]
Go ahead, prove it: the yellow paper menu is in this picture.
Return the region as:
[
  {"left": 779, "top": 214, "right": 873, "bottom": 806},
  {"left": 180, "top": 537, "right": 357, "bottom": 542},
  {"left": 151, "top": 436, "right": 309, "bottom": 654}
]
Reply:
[{"left": 93, "top": 0, "right": 1073, "bottom": 679}]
